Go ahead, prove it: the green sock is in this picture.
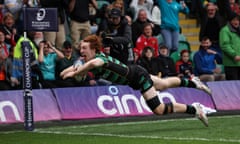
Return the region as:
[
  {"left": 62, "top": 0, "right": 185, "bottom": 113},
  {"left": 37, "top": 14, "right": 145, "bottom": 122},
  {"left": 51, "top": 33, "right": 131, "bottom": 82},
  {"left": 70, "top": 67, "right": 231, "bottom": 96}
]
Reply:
[
  {"left": 180, "top": 78, "right": 196, "bottom": 88},
  {"left": 180, "top": 78, "right": 188, "bottom": 87}
]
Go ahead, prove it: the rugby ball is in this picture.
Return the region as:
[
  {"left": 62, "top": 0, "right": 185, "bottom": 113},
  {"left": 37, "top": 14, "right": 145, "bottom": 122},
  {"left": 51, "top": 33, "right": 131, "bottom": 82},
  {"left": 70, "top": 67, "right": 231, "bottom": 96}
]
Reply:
[{"left": 73, "top": 59, "right": 86, "bottom": 81}]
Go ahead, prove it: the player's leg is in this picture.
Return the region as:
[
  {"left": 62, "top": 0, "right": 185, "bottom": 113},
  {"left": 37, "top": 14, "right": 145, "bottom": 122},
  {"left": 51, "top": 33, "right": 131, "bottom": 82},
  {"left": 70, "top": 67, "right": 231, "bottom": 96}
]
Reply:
[
  {"left": 150, "top": 75, "right": 181, "bottom": 90},
  {"left": 150, "top": 75, "right": 211, "bottom": 95},
  {"left": 143, "top": 87, "right": 209, "bottom": 126},
  {"left": 128, "top": 65, "right": 208, "bottom": 126}
]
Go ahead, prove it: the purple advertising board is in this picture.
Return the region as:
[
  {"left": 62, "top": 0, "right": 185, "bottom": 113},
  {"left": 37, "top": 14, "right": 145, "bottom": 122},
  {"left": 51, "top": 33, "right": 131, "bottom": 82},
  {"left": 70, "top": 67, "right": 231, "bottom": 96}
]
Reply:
[
  {"left": 1, "top": 80, "right": 240, "bottom": 124},
  {"left": 54, "top": 86, "right": 215, "bottom": 120},
  {"left": 0, "top": 89, "right": 61, "bottom": 124},
  {"left": 207, "top": 81, "right": 240, "bottom": 110}
]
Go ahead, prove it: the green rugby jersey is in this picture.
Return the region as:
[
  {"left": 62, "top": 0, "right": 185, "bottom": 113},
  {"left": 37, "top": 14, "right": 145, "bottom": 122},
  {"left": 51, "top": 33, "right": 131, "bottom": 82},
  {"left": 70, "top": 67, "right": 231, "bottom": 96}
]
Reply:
[{"left": 90, "top": 53, "right": 129, "bottom": 85}]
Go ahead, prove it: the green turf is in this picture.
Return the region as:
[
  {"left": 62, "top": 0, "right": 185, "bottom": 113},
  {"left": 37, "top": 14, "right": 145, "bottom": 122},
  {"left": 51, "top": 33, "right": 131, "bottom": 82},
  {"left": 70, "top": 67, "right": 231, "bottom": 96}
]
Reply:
[{"left": 1, "top": 115, "right": 240, "bottom": 144}]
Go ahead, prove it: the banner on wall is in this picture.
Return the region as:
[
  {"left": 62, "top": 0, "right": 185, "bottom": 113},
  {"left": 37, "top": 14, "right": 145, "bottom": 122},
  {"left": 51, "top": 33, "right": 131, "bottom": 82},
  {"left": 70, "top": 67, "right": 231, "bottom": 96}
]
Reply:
[
  {"left": 1, "top": 80, "right": 240, "bottom": 124},
  {"left": 207, "top": 80, "right": 240, "bottom": 110},
  {"left": 0, "top": 90, "right": 61, "bottom": 124},
  {"left": 53, "top": 86, "right": 215, "bottom": 120}
]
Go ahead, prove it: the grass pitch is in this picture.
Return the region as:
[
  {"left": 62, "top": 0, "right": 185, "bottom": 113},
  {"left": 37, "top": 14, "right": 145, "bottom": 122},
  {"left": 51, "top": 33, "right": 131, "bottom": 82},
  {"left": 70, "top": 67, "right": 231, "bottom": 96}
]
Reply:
[{"left": 1, "top": 115, "right": 240, "bottom": 144}]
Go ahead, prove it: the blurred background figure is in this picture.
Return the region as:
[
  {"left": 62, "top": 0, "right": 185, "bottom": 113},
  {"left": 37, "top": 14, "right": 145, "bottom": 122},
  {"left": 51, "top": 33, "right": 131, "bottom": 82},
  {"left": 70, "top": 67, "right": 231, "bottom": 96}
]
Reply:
[
  {"left": 0, "top": 12, "right": 20, "bottom": 49},
  {"left": 136, "top": 46, "right": 162, "bottom": 77},
  {"left": 219, "top": 12, "right": 240, "bottom": 80},
  {"left": 175, "top": 50, "right": 194, "bottom": 79},
  {"left": 199, "top": 2, "right": 223, "bottom": 54},
  {"left": 134, "top": 22, "right": 159, "bottom": 58},
  {"left": 157, "top": 45, "right": 177, "bottom": 78},
  {"left": 157, "top": 0, "right": 189, "bottom": 54},
  {"left": 98, "top": 8, "right": 132, "bottom": 64},
  {"left": 193, "top": 37, "right": 225, "bottom": 82},
  {"left": 130, "top": 0, "right": 153, "bottom": 21},
  {"left": 38, "top": 40, "right": 64, "bottom": 88},
  {"left": 10, "top": 36, "right": 40, "bottom": 89},
  {"left": 67, "top": 0, "right": 98, "bottom": 56},
  {"left": 229, "top": 0, "right": 240, "bottom": 15},
  {"left": 131, "top": 9, "right": 159, "bottom": 47},
  {"left": 39, "top": 0, "right": 68, "bottom": 50},
  {"left": 0, "top": 30, "right": 11, "bottom": 90}
]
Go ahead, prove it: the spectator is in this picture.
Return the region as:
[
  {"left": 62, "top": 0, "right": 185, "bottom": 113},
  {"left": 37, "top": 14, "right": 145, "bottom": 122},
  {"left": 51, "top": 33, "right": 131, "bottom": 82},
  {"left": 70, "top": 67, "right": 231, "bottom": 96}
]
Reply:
[
  {"left": 112, "top": 0, "right": 125, "bottom": 15},
  {"left": 188, "top": 0, "right": 199, "bottom": 19},
  {"left": 229, "top": 0, "right": 240, "bottom": 15},
  {"left": 219, "top": 12, "right": 240, "bottom": 80},
  {"left": 10, "top": 36, "right": 41, "bottom": 89},
  {"left": 151, "top": 0, "right": 161, "bottom": 35},
  {"left": 1, "top": 0, "right": 23, "bottom": 20},
  {"left": 39, "top": 0, "right": 68, "bottom": 50},
  {"left": 28, "top": 0, "right": 40, "bottom": 7},
  {"left": 89, "top": 3, "right": 98, "bottom": 34},
  {"left": 38, "top": 40, "right": 64, "bottom": 88},
  {"left": 193, "top": 37, "right": 225, "bottom": 82},
  {"left": 130, "top": 0, "right": 153, "bottom": 21},
  {"left": 199, "top": 3, "right": 223, "bottom": 54},
  {"left": 31, "top": 31, "right": 44, "bottom": 47},
  {"left": 68, "top": 0, "right": 98, "bottom": 55},
  {"left": 0, "top": 12, "right": 20, "bottom": 48},
  {"left": 96, "top": 3, "right": 111, "bottom": 36},
  {"left": 55, "top": 40, "right": 81, "bottom": 87},
  {"left": 175, "top": 50, "right": 194, "bottom": 79},
  {"left": 137, "top": 46, "right": 162, "bottom": 77},
  {"left": 112, "top": 0, "right": 133, "bottom": 26},
  {"left": 157, "top": 45, "right": 177, "bottom": 77},
  {"left": 131, "top": 9, "right": 157, "bottom": 46},
  {"left": 134, "top": 22, "right": 159, "bottom": 58},
  {"left": 0, "top": 30, "right": 11, "bottom": 90},
  {"left": 216, "top": 0, "right": 233, "bottom": 26},
  {"left": 98, "top": 8, "right": 132, "bottom": 64},
  {"left": 157, "top": 0, "right": 189, "bottom": 54}
]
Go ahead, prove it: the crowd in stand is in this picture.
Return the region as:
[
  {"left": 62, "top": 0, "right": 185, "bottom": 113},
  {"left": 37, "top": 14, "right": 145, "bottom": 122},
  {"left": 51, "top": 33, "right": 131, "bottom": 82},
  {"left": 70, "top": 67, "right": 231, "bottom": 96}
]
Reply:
[{"left": 0, "top": 0, "right": 239, "bottom": 91}]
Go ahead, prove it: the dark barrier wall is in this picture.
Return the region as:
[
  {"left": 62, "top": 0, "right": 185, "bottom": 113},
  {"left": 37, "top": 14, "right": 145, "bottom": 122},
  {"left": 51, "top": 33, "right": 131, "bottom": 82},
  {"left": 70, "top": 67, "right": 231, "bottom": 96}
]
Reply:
[{"left": 0, "top": 81, "right": 239, "bottom": 124}]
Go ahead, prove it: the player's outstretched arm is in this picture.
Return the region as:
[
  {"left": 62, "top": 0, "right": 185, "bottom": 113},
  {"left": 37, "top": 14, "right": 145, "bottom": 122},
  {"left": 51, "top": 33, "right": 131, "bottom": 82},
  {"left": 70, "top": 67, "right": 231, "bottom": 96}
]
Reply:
[
  {"left": 60, "top": 65, "right": 75, "bottom": 78},
  {"left": 62, "top": 58, "right": 105, "bottom": 79}
]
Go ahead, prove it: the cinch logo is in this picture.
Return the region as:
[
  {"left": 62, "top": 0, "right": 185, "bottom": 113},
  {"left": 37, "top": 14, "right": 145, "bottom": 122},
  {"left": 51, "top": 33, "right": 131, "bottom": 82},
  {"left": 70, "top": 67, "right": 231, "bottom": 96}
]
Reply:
[
  {"left": 97, "top": 86, "right": 176, "bottom": 115},
  {"left": 36, "top": 8, "right": 46, "bottom": 21},
  {"left": 0, "top": 101, "right": 21, "bottom": 122}
]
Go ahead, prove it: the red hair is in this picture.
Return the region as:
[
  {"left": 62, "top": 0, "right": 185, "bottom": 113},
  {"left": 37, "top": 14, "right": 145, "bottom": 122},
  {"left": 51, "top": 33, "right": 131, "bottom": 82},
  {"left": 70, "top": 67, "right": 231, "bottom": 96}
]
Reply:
[
  {"left": 180, "top": 49, "right": 189, "bottom": 57},
  {"left": 83, "top": 35, "right": 102, "bottom": 53}
]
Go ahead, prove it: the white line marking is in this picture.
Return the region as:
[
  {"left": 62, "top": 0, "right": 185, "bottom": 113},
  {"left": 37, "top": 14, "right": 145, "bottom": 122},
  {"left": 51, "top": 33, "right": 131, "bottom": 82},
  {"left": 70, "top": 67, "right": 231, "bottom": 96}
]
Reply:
[
  {"left": 1, "top": 114, "right": 240, "bottom": 144},
  {"left": 35, "top": 130, "right": 240, "bottom": 143},
  {"left": 32, "top": 115, "right": 240, "bottom": 143},
  {"left": 36, "top": 115, "right": 240, "bottom": 130}
]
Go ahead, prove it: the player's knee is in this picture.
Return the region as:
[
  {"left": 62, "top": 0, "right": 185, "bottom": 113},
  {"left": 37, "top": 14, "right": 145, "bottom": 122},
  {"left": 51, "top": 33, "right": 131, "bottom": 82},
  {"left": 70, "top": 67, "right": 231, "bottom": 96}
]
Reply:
[
  {"left": 163, "top": 103, "right": 173, "bottom": 114},
  {"left": 146, "top": 96, "right": 161, "bottom": 112},
  {"left": 146, "top": 96, "right": 173, "bottom": 115}
]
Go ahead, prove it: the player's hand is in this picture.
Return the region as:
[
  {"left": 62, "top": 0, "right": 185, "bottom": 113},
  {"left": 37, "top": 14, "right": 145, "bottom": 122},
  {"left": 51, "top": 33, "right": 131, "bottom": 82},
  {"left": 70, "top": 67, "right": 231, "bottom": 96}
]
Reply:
[
  {"left": 62, "top": 71, "right": 76, "bottom": 79},
  {"left": 60, "top": 65, "right": 75, "bottom": 77}
]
